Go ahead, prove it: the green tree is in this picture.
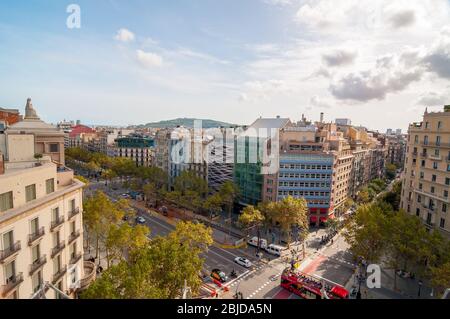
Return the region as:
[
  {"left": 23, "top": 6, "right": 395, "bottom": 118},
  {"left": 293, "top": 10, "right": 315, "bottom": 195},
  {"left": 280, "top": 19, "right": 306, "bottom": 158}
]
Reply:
[
  {"left": 102, "top": 169, "right": 117, "bottom": 187},
  {"left": 83, "top": 191, "right": 125, "bottom": 263},
  {"left": 385, "top": 163, "right": 397, "bottom": 180},
  {"left": 219, "top": 181, "right": 240, "bottom": 236},
  {"left": 81, "top": 221, "right": 213, "bottom": 299},
  {"left": 239, "top": 205, "right": 265, "bottom": 252},
  {"left": 270, "top": 196, "right": 309, "bottom": 248},
  {"left": 203, "top": 193, "right": 223, "bottom": 219},
  {"left": 343, "top": 203, "right": 388, "bottom": 264}
]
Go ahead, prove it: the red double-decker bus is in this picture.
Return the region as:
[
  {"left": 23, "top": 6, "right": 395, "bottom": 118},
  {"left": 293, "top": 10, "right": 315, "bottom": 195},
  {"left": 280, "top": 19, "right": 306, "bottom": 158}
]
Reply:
[{"left": 280, "top": 268, "right": 349, "bottom": 299}]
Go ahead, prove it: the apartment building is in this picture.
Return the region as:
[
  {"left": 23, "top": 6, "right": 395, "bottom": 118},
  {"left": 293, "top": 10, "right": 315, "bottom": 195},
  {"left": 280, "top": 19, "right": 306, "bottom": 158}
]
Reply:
[
  {"left": 0, "top": 102, "right": 93, "bottom": 299},
  {"left": 115, "top": 134, "right": 155, "bottom": 167},
  {"left": 155, "top": 128, "right": 171, "bottom": 174},
  {"left": 386, "top": 134, "right": 407, "bottom": 168},
  {"left": 401, "top": 106, "right": 450, "bottom": 239},
  {"left": 6, "top": 99, "right": 66, "bottom": 165}
]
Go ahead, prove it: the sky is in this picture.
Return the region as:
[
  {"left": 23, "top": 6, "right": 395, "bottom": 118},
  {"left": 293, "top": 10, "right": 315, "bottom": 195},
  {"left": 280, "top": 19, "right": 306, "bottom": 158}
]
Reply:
[{"left": 0, "top": 0, "right": 450, "bottom": 132}]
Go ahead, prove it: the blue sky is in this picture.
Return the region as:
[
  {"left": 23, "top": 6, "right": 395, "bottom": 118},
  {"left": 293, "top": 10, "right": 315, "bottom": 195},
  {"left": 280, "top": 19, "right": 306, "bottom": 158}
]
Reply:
[{"left": 1, "top": 0, "right": 450, "bottom": 131}]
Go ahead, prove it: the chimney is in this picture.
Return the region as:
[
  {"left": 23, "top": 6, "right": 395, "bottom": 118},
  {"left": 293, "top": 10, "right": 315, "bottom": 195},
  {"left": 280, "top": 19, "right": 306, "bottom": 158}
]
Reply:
[
  {"left": 320, "top": 112, "right": 324, "bottom": 123},
  {"left": 0, "top": 152, "right": 4, "bottom": 175}
]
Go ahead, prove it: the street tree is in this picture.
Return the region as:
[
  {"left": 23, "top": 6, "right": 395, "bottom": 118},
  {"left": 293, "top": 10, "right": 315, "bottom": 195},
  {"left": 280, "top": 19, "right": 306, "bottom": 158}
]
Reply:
[{"left": 239, "top": 205, "right": 265, "bottom": 252}]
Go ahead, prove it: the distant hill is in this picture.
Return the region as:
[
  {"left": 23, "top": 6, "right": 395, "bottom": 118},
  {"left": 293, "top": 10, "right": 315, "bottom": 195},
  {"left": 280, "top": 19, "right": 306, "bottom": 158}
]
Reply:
[{"left": 133, "top": 118, "right": 236, "bottom": 129}]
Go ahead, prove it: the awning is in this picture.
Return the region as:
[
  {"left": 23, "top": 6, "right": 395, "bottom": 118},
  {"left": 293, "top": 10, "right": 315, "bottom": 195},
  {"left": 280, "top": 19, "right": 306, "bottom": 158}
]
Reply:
[
  {"left": 310, "top": 216, "right": 318, "bottom": 223},
  {"left": 320, "top": 217, "right": 328, "bottom": 222}
]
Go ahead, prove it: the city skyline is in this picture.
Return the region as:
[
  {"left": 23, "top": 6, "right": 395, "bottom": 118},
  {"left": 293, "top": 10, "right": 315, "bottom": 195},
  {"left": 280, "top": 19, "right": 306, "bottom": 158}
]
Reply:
[{"left": 0, "top": 1, "right": 449, "bottom": 131}]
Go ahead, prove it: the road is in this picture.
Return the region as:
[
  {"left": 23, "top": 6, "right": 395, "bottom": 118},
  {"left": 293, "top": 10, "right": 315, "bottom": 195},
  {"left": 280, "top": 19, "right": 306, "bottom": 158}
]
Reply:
[
  {"left": 85, "top": 179, "right": 356, "bottom": 299},
  {"left": 85, "top": 180, "right": 273, "bottom": 288}
]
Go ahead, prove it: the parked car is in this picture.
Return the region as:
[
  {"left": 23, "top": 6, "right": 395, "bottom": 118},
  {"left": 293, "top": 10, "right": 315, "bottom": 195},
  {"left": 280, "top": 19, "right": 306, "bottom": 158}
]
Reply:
[
  {"left": 247, "top": 236, "right": 268, "bottom": 249},
  {"left": 135, "top": 216, "right": 146, "bottom": 224},
  {"left": 265, "top": 244, "right": 287, "bottom": 257},
  {"left": 211, "top": 269, "right": 228, "bottom": 283},
  {"left": 234, "top": 257, "right": 252, "bottom": 268}
]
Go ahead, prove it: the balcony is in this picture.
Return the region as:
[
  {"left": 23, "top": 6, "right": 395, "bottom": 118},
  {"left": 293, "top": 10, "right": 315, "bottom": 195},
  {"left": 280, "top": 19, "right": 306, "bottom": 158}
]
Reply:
[
  {"left": 0, "top": 241, "right": 21, "bottom": 264},
  {"left": 68, "top": 208, "right": 80, "bottom": 220},
  {"left": 51, "top": 241, "right": 66, "bottom": 259},
  {"left": 50, "top": 216, "right": 65, "bottom": 232},
  {"left": 68, "top": 230, "right": 81, "bottom": 245},
  {"left": 420, "top": 153, "right": 428, "bottom": 158},
  {"left": 69, "top": 252, "right": 82, "bottom": 265},
  {"left": 29, "top": 255, "right": 47, "bottom": 276},
  {"left": 52, "top": 265, "right": 68, "bottom": 284},
  {"left": 28, "top": 227, "right": 45, "bottom": 246},
  {"left": 429, "top": 154, "right": 442, "bottom": 161},
  {"left": 78, "top": 261, "right": 97, "bottom": 292},
  {"left": 1, "top": 273, "right": 24, "bottom": 297}
]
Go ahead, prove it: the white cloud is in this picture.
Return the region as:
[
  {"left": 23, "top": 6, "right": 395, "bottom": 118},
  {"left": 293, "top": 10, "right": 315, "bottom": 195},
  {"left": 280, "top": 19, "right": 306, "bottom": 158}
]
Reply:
[
  {"left": 115, "top": 28, "right": 135, "bottom": 43},
  {"left": 423, "top": 28, "right": 450, "bottom": 79},
  {"left": 387, "top": 9, "right": 416, "bottom": 29},
  {"left": 263, "top": 0, "right": 294, "bottom": 6},
  {"left": 417, "top": 91, "right": 450, "bottom": 106},
  {"left": 136, "top": 50, "right": 163, "bottom": 68},
  {"left": 310, "top": 95, "right": 332, "bottom": 108},
  {"left": 322, "top": 49, "right": 357, "bottom": 67}
]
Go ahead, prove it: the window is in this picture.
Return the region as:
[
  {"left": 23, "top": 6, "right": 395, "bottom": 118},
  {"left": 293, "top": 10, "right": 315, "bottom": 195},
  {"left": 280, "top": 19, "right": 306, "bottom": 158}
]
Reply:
[
  {"left": 30, "top": 218, "right": 39, "bottom": 236},
  {"left": 436, "top": 136, "right": 441, "bottom": 146},
  {"left": 447, "top": 164, "right": 450, "bottom": 172},
  {"left": 420, "top": 172, "right": 424, "bottom": 179},
  {"left": 31, "top": 244, "right": 40, "bottom": 263},
  {"left": 69, "top": 199, "right": 76, "bottom": 212},
  {"left": 425, "top": 122, "right": 429, "bottom": 129},
  {"left": 431, "top": 186, "right": 435, "bottom": 194},
  {"left": 0, "top": 191, "right": 13, "bottom": 212},
  {"left": 419, "top": 183, "right": 423, "bottom": 190},
  {"left": 438, "top": 121, "right": 442, "bottom": 129},
  {"left": 433, "top": 162, "right": 438, "bottom": 169},
  {"left": 444, "top": 190, "right": 449, "bottom": 198},
  {"left": 25, "top": 184, "right": 36, "bottom": 202},
  {"left": 417, "top": 195, "right": 422, "bottom": 203},
  {"left": 416, "top": 208, "right": 420, "bottom": 217},
  {"left": 46, "top": 178, "right": 54, "bottom": 194},
  {"left": 51, "top": 207, "right": 59, "bottom": 222},
  {"left": 443, "top": 203, "right": 448, "bottom": 213},
  {"left": 421, "top": 160, "right": 426, "bottom": 167},
  {"left": 414, "top": 135, "right": 418, "bottom": 143},
  {"left": 432, "top": 174, "right": 437, "bottom": 182},
  {"left": 446, "top": 178, "right": 450, "bottom": 186},
  {"left": 53, "top": 254, "right": 62, "bottom": 275},
  {"left": 426, "top": 213, "right": 432, "bottom": 224},
  {"left": 424, "top": 136, "right": 429, "bottom": 145},
  {"left": 2, "top": 230, "right": 13, "bottom": 251},
  {"left": 5, "top": 260, "right": 16, "bottom": 283},
  {"left": 440, "top": 218, "right": 445, "bottom": 229},
  {"left": 32, "top": 270, "right": 43, "bottom": 293},
  {"left": 49, "top": 143, "right": 59, "bottom": 153},
  {"left": 435, "top": 149, "right": 440, "bottom": 156}
]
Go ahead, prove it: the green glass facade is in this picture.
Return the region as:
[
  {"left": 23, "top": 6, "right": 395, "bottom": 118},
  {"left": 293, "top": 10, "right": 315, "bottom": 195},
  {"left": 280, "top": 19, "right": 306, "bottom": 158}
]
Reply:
[{"left": 234, "top": 136, "right": 264, "bottom": 206}]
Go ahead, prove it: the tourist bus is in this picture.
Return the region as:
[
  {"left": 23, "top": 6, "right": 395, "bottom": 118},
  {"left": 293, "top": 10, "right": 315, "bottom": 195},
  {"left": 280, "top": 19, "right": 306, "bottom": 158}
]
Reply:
[{"left": 280, "top": 268, "right": 349, "bottom": 299}]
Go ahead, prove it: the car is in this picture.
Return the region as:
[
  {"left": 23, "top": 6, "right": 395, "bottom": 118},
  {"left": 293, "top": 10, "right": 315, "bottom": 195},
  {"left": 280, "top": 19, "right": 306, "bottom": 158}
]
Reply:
[
  {"left": 349, "top": 287, "right": 358, "bottom": 299},
  {"left": 135, "top": 216, "right": 146, "bottom": 224},
  {"left": 234, "top": 257, "right": 252, "bottom": 268},
  {"left": 121, "top": 193, "right": 131, "bottom": 199},
  {"left": 210, "top": 269, "right": 228, "bottom": 283}
]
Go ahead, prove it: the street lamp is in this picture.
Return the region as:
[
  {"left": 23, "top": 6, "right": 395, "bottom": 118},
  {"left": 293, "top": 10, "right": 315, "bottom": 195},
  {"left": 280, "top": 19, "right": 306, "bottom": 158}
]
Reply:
[{"left": 418, "top": 280, "right": 423, "bottom": 298}]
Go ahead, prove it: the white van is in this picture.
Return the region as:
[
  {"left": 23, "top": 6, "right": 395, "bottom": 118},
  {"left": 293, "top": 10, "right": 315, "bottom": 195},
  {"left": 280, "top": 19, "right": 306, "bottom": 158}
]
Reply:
[
  {"left": 265, "top": 244, "right": 287, "bottom": 257},
  {"left": 247, "top": 236, "right": 268, "bottom": 249}
]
